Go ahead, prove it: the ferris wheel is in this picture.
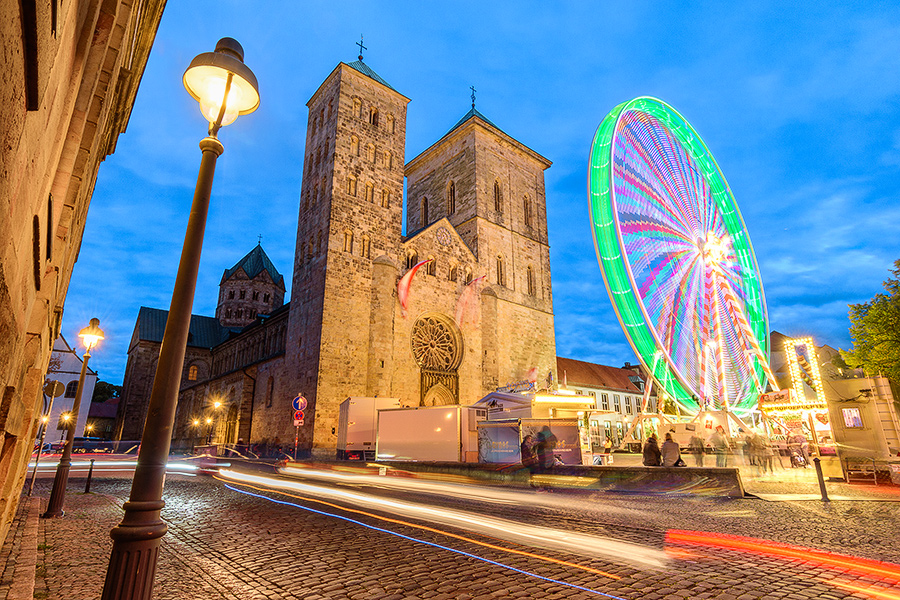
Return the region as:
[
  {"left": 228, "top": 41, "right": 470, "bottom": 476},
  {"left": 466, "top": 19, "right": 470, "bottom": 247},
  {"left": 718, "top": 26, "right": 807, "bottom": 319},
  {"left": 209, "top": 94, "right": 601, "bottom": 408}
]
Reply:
[{"left": 588, "top": 97, "right": 776, "bottom": 414}]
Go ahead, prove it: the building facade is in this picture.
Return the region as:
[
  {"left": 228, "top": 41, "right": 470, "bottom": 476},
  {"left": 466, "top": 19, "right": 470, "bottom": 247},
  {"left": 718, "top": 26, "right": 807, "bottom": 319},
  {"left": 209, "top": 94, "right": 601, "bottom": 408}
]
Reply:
[
  {"left": 44, "top": 336, "right": 98, "bottom": 442},
  {"left": 115, "top": 58, "right": 558, "bottom": 456},
  {"left": 0, "top": 0, "right": 164, "bottom": 539}
]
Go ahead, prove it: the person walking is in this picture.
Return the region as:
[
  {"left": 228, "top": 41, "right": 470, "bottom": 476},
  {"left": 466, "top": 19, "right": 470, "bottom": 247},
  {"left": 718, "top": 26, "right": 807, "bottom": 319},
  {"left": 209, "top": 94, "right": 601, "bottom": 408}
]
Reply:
[
  {"left": 642, "top": 435, "right": 662, "bottom": 466},
  {"left": 603, "top": 437, "right": 613, "bottom": 454},
  {"left": 535, "top": 426, "right": 558, "bottom": 473},
  {"left": 661, "top": 432, "right": 682, "bottom": 467},
  {"left": 688, "top": 432, "right": 705, "bottom": 467},
  {"left": 520, "top": 434, "right": 538, "bottom": 487},
  {"left": 708, "top": 426, "right": 730, "bottom": 467}
]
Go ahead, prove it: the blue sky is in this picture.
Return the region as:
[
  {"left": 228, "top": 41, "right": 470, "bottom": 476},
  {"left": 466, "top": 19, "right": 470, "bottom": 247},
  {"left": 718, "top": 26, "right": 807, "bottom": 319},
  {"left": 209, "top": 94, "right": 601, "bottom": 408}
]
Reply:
[{"left": 63, "top": 2, "right": 900, "bottom": 384}]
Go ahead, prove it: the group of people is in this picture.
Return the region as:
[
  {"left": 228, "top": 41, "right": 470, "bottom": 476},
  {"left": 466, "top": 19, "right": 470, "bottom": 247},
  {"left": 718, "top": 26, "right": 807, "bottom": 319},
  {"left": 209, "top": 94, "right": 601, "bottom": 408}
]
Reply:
[
  {"left": 642, "top": 426, "right": 791, "bottom": 473},
  {"left": 641, "top": 432, "right": 685, "bottom": 467},
  {"left": 520, "top": 426, "right": 560, "bottom": 479}
]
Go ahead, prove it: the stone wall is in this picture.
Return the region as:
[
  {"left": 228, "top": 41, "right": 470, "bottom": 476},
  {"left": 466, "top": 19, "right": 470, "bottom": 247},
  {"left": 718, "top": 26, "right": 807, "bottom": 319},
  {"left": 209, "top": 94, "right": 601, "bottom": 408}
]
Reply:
[{"left": 0, "top": 0, "right": 164, "bottom": 541}]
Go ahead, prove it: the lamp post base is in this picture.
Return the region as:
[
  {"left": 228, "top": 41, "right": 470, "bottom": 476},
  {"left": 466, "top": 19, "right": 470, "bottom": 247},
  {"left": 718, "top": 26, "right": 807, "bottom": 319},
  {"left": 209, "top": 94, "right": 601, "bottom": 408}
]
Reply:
[
  {"left": 101, "top": 500, "right": 167, "bottom": 599},
  {"left": 41, "top": 459, "right": 71, "bottom": 518}
]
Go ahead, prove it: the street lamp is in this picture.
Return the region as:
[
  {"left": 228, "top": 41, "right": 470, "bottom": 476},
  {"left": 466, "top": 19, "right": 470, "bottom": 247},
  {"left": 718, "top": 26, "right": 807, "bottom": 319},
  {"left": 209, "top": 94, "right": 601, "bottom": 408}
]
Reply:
[
  {"left": 205, "top": 416, "right": 214, "bottom": 445},
  {"left": 41, "top": 317, "right": 104, "bottom": 518},
  {"left": 102, "top": 37, "right": 258, "bottom": 600}
]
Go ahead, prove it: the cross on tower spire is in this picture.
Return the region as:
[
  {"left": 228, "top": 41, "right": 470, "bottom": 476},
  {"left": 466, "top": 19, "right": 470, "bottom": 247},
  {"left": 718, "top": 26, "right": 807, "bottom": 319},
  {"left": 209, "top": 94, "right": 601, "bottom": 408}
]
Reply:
[
  {"left": 356, "top": 35, "right": 367, "bottom": 61},
  {"left": 258, "top": 234, "right": 263, "bottom": 245},
  {"left": 470, "top": 85, "right": 476, "bottom": 109}
]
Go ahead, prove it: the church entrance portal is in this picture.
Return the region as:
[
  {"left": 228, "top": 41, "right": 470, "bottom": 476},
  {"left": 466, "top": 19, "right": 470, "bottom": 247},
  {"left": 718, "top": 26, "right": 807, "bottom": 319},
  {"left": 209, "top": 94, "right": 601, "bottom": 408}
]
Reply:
[{"left": 411, "top": 314, "right": 462, "bottom": 406}]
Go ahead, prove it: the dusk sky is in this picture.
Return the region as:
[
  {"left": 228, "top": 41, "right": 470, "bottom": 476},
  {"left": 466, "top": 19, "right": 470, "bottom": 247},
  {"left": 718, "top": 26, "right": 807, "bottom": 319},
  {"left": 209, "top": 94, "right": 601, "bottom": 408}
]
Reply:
[{"left": 62, "top": 2, "right": 900, "bottom": 385}]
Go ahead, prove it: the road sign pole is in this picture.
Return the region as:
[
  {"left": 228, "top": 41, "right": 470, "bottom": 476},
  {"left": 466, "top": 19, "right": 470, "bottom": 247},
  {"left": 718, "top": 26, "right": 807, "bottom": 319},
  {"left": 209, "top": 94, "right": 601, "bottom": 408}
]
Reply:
[
  {"left": 294, "top": 425, "right": 299, "bottom": 461},
  {"left": 28, "top": 393, "right": 53, "bottom": 496}
]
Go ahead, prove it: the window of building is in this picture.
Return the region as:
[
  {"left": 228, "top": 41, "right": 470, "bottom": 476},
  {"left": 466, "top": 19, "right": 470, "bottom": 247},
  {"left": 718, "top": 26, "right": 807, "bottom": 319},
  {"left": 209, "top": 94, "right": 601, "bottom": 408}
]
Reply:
[
  {"left": 426, "top": 256, "right": 436, "bottom": 276},
  {"left": 65, "top": 381, "right": 79, "bottom": 398},
  {"left": 225, "top": 308, "right": 232, "bottom": 318},
  {"left": 381, "top": 189, "right": 390, "bottom": 208},
  {"left": 613, "top": 394, "right": 621, "bottom": 412},
  {"left": 343, "top": 230, "right": 353, "bottom": 253},
  {"left": 327, "top": 99, "right": 333, "bottom": 120},
  {"left": 228, "top": 290, "right": 235, "bottom": 299},
  {"left": 842, "top": 407, "right": 863, "bottom": 428},
  {"left": 264, "top": 293, "right": 270, "bottom": 303},
  {"left": 524, "top": 195, "right": 532, "bottom": 228},
  {"left": 265, "top": 377, "right": 275, "bottom": 408},
  {"left": 188, "top": 365, "right": 198, "bottom": 381},
  {"left": 494, "top": 181, "right": 503, "bottom": 212},
  {"left": 368, "top": 106, "right": 379, "bottom": 126},
  {"left": 636, "top": 399, "right": 642, "bottom": 413},
  {"left": 526, "top": 266, "right": 535, "bottom": 296},
  {"left": 465, "top": 268, "right": 473, "bottom": 284},
  {"left": 615, "top": 422, "right": 624, "bottom": 441},
  {"left": 252, "top": 291, "right": 259, "bottom": 301},
  {"left": 350, "top": 135, "right": 359, "bottom": 156},
  {"left": 320, "top": 176, "right": 326, "bottom": 202},
  {"left": 32, "top": 216, "right": 40, "bottom": 291},
  {"left": 604, "top": 421, "right": 612, "bottom": 441},
  {"left": 239, "top": 290, "right": 246, "bottom": 299},
  {"left": 352, "top": 97, "right": 361, "bottom": 117},
  {"left": 387, "top": 114, "right": 395, "bottom": 133},
  {"left": 46, "top": 194, "right": 53, "bottom": 261},
  {"left": 347, "top": 175, "right": 357, "bottom": 196},
  {"left": 625, "top": 396, "right": 633, "bottom": 415},
  {"left": 421, "top": 198, "right": 429, "bottom": 228},
  {"left": 601, "top": 394, "right": 609, "bottom": 410},
  {"left": 237, "top": 309, "right": 243, "bottom": 318},
  {"left": 361, "top": 236, "right": 371, "bottom": 258},
  {"left": 307, "top": 240, "right": 314, "bottom": 259},
  {"left": 448, "top": 181, "right": 456, "bottom": 214},
  {"left": 406, "top": 250, "right": 418, "bottom": 269},
  {"left": 366, "top": 143, "right": 376, "bottom": 163},
  {"left": 366, "top": 183, "right": 374, "bottom": 203},
  {"left": 496, "top": 255, "right": 505, "bottom": 286},
  {"left": 449, "top": 264, "right": 458, "bottom": 282},
  {"left": 312, "top": 183, "right": 318, "bottom": 205},
  {"left": 316, "top": 231, "right": 323, "bottom": 254}
]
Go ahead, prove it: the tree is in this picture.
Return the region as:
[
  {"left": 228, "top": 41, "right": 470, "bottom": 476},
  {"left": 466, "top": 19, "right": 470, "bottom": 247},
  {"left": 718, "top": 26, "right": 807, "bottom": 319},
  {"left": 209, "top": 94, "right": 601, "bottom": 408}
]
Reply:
[
  {"left": 841, "top": 259, "right": 900, "bottom": 383},
  {"left": 91, "top": 381, "right": 122, "bottom": 403}
]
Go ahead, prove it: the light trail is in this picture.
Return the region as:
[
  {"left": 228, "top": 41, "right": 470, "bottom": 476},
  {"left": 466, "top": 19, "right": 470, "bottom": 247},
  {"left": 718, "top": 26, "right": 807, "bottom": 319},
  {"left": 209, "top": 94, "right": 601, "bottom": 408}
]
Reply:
[
  {"left": 224, "top": 483, "right": 629, "bottom": 600},
  {"left": 219, "top": 469, "right": 668, "bottom": 570},
  {"left": 278, "top": 464, "right": 649, "bottom": 516},
  {"left": 826, "top": 578, "right": 900, "bottom": 600},
  {"left": 220, "top": 476, "right": 622, "bottom": 580}
]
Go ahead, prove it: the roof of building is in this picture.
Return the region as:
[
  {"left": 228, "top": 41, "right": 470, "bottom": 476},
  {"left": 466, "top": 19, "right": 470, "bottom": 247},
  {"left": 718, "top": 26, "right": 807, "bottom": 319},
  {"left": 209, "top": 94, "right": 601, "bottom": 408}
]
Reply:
[
  {"left": 136, "top": 307, "right": 234, "bottom": 349},
  {"left": 446, "top": 107, "right": 505, "bottom": 138},
  {"left": 556, "top": 356, "right": 643, "bottom": 393},
  {"left": 88, "top": 398, "right": 119, "bottom": 419},
  {"left": 223, "top": 244, "right": 284, "bottom": 288},
  {"left": 345, "top": 60, "right": 397, "bottom": 92}
]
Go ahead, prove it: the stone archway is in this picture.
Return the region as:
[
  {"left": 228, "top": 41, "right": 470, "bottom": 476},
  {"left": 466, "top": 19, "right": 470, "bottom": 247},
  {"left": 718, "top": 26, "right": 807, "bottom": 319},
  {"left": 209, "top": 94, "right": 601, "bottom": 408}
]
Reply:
[{"left": 410, "top": 313, "right": 463, "bottom": 406}]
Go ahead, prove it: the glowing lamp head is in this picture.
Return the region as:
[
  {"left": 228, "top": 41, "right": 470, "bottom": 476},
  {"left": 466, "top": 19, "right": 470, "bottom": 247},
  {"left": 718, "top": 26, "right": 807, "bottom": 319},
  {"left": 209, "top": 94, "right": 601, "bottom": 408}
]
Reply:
[
  {"left": 213, "top": 401, "right": 222, "bottom": 409},
  {"left": 42, "top": 415, "right": 49, "bottom": 424},
  {"left": 183, "top": 37, "right": 259, "bottom": 135},
  {"left": 85, "top": 424, "right": 94, "bottom": 432},
  {"left": 193, "top": 419, "right": 200, "bottom": 427},
  {"left": 78, "top": 318, "right": 105, "bottom": 350},
  {"left": 62, "top": 413, "right": 71, "bottom": 422},
  {"left": 206, "top": 417, "right": 213, "bottom": 425}
]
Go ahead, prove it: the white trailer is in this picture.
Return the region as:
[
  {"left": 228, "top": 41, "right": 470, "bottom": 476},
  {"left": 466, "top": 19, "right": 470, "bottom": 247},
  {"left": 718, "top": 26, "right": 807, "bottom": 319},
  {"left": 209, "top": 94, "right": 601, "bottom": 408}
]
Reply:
[
  {"left": 376, "top": 405, "right": 487, "bottom": 462},
  {"left": 336, "top": 397, "right": 401, "bottom": 460}
]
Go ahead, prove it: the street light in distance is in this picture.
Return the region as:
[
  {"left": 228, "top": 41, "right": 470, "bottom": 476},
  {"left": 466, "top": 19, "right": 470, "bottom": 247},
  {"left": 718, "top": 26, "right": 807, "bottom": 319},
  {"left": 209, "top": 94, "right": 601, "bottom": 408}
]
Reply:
[
  {"left": 41, "top": 318, "right": 104, "bottom": 518},
  {"left": 101, "top": 37, "right": 258, "bottom": 600}
]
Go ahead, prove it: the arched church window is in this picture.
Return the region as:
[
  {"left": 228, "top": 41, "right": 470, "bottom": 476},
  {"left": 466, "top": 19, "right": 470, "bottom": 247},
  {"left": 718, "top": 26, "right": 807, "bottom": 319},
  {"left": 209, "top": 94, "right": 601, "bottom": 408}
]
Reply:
[
  {"left": 366, "top": 183, "right": 374, "bottom": 203},
  {"left": 307, "top": 240, "right": 314, "bottom": 259},
  {"left": 494, "top": 181, "right": 503, "bottom": 213},
  {"left": 320, "top": 108, "right": 324, "bottom": 128},
  {"left": 366, "top": 144, "right": 376, "bottom": 163},
  {"left": 352, "top": 97, "right": 361, "bottom": 118},
  {"left": 407, "top": 249, "right": 418, "bottom": 269},
  {"left": 381, "top": 189, "right": 390, "bottom": 208},
  {"left": 347, "top": 175, "right": 357, "bottom": 197},
  {"left": 228, "top": 290, "right": 235, "bottom": 299},
  {"left": 448, "top": 181, "right": 456, "bottom": 214},
  {"left": 239, "top": 290, "right": 246, "bottom": 299},
  {"left": 327, "top": 100, "right": 333, "bottom": 120},
  {"left": 368, "top": 106, "right": 379, "bottom": 126},
  {"left": 426, "top": 256, "right": 436, "bottom": 276},
  {"left": 225, "top": 308, "right": 232, "bottom": 318},
  {"left": 188, "top": 365, "right": 198, "bottom": 381},
  {"left": 320, "top": 176, "right": 327, "bottom": 202},
  {"left": 311, "top": 117, "right": 317, "bottom": 134},
  {"left": 237, "top": 308, "right": 243, "bottom": 318},
  {"left": 316, "top": 230, "right": 323, "bottom": 254},
  {"left": 252, "top": 291, "right": 259, "bottom": 301},
  {"left": 449, "top": 264, "right": 458, "bottom": 282},
  {"left": 496, "top": 255, "right": 505, "bottom": 286},
  {"left": 387, "top": 114, "right": 395, "bottom": 134},
  {"left": 524, "top": 195, "right": 532, "bottom": 228},
  {"left": 465, "top": 268, "right": 473, "bottom": 285},
  {"left": 265, "top": 376, "right": 274, "bottom": 408},
  {"left": 65, "top": 381, "right": 78, "bottom": 398},
  {"left": 527, "top": 266, "right": 536, "bottom": 296},
  {"left": 350, "top": 135, "right": 359, "bottom": 156},
  {"left": 421, "top": 198, "right": 429, "bottom": 228},
  {"left": 264, "top": 293, "right": 270, "bottom": 303},
  {"left": 313, "top": 183, "right": 318, "bottom": 205},
  {"left": 361, "top": 235, "right": 371, "bottom": 258},
  {"left": 343, "top": 230, "right": 353, "bottom": 253},
  {"left": 384, "top": 150, "right": 392, "bottom": 169}
]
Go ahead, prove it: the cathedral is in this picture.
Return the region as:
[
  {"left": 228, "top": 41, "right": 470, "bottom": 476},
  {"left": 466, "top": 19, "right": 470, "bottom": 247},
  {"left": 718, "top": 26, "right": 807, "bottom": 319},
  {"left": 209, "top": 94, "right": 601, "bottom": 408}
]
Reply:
[{"left": 114, "top": 56, "right": 557, "bottom": 455}]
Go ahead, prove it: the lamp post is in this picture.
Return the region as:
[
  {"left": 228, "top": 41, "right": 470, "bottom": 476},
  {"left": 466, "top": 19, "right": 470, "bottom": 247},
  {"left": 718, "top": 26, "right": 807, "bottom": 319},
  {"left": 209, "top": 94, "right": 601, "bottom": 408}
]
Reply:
[
  {"left": 205, "top": 416, "right": 214, "bottom": 445},
  {"left": 41, "top": 318, "right": 104, "bottom": 518},
  {"left": 102, "top": 37, "right": 258, "bottom": 600}
]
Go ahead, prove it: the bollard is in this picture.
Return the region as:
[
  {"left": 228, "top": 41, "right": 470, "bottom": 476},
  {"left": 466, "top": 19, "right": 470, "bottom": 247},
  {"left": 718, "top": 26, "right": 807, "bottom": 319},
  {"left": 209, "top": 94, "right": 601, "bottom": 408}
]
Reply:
[
  {"left": 84, "top": 459, "right": 95, "bottom": 494},
  {"left": 813, "top": 457, "right": 829, "bottom": 502}
]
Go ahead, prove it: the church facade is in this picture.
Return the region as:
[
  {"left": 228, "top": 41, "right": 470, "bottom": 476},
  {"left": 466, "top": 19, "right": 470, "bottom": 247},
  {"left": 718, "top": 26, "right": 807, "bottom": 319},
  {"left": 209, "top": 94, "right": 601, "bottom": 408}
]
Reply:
[{"left": 114, "top": 58, "right": 557, "bottom": 456}]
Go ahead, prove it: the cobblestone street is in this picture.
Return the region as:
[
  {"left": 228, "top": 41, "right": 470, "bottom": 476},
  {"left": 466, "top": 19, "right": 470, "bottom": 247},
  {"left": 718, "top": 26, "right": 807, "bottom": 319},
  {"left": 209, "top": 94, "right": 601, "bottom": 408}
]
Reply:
[{"left": 5, "top": 468, "right": 897, "bottom": 599}]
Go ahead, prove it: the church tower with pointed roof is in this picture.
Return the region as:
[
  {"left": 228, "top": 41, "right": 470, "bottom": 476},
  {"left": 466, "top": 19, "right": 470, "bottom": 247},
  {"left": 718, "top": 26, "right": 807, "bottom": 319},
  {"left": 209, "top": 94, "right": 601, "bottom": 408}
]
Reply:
[{"left": 216, "top": 244, "right": 286, "bottom": 328}]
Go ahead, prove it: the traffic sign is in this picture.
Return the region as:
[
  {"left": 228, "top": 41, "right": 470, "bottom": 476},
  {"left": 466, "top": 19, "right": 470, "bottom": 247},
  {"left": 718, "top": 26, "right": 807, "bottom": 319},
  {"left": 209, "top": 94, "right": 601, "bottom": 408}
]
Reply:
[
  {"left": 291, "top": 394, "right": 307, "bottom": 411},
  {"left": 43, "top": 380, "right": 65, "bottom": 398},
  {"left": 293, "top": 409, "right": 304, "bottom": 427}
]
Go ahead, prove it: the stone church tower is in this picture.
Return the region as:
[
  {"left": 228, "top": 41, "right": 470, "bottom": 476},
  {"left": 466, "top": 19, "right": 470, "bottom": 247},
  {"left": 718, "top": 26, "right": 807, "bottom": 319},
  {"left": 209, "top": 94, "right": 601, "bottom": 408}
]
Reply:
[{"left": 215, "top": 244, "right": 286, "bottom": 328}]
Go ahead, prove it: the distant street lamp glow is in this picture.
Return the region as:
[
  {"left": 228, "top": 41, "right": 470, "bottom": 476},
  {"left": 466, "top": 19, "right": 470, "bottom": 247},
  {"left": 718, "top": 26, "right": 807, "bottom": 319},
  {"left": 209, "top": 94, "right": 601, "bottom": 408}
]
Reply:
[{"left": 103, "top": 37, "right": 258, "bottom": 600}]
